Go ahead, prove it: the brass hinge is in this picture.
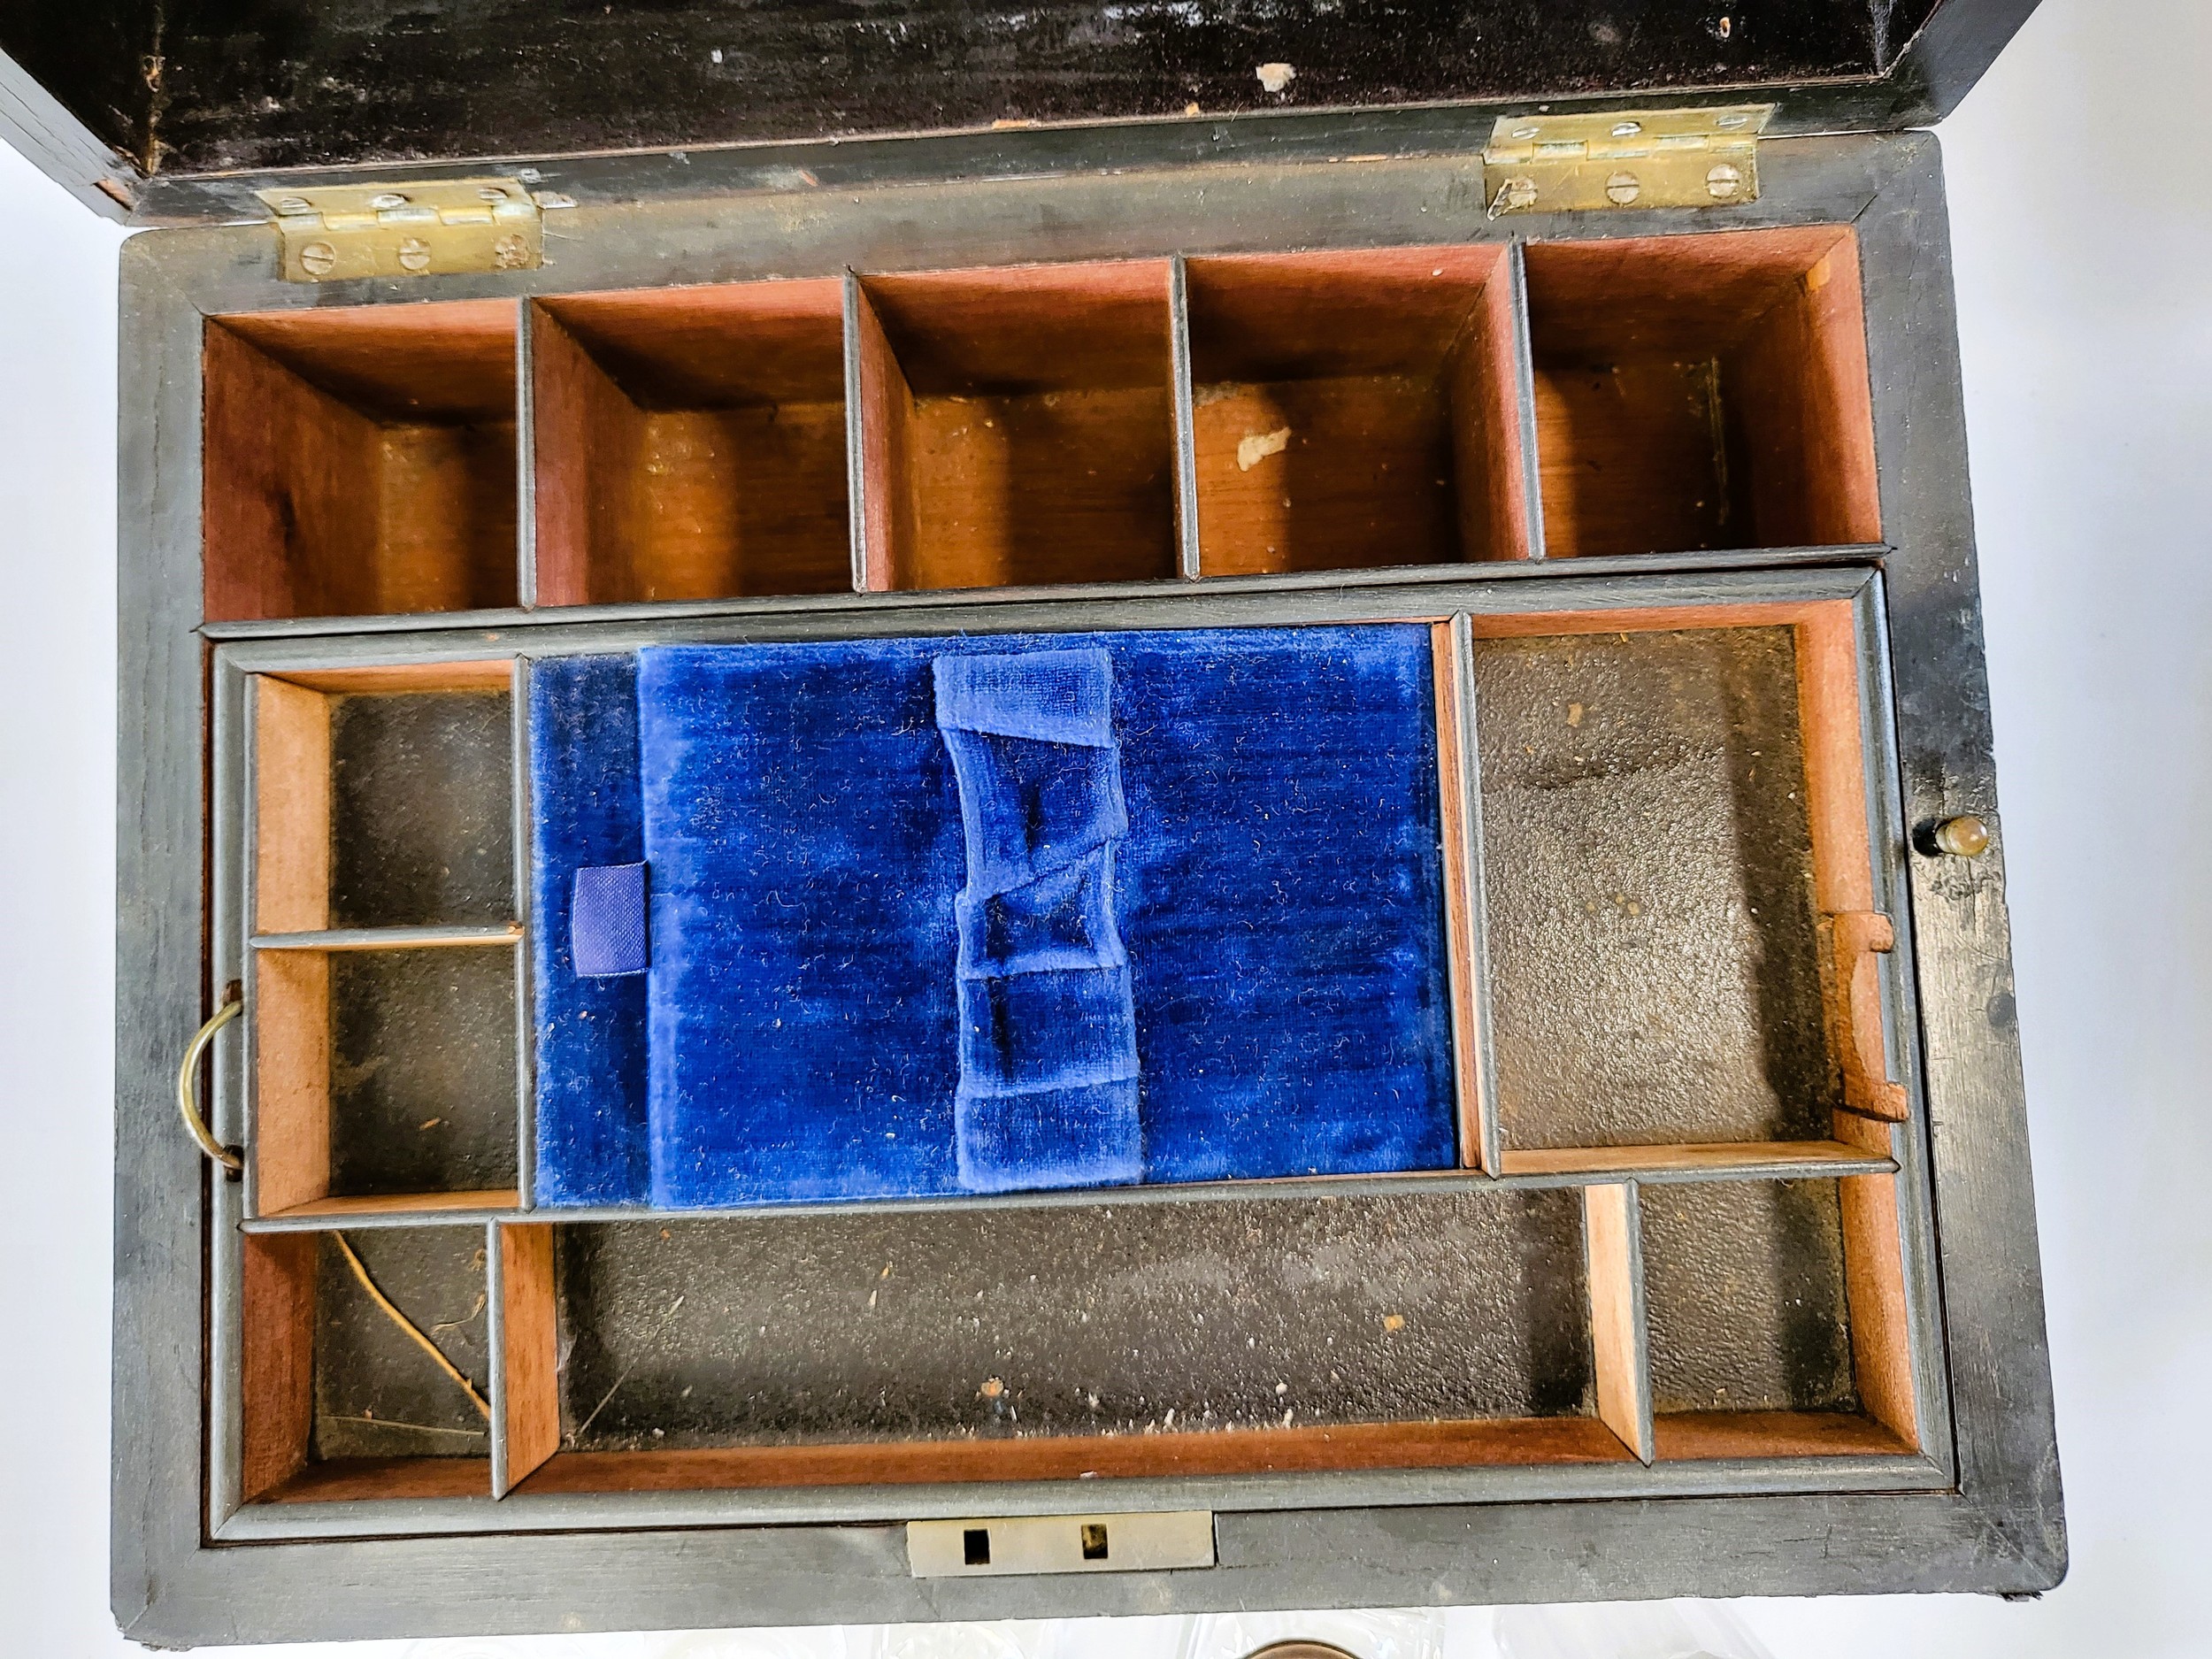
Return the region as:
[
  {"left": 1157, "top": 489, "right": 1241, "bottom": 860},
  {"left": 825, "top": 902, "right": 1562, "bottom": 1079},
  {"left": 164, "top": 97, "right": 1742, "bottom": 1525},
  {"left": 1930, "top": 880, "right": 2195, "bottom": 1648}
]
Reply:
[
  {"left": 257, "top": 178, "right": 547, "bottom": 282},
  {"left": 1481, "top": 104, "right": 1775, "bottom": 218}
]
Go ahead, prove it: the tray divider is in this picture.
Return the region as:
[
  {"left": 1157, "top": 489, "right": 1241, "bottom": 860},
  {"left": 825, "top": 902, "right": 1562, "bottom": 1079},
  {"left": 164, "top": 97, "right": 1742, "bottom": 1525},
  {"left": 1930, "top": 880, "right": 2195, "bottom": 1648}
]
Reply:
[
  {"left": 490, "top": 1220, "right": 563, "bottom": 1495},
  {"left": 238, "top": 1230, "right": 319, "bottom": 1502},
  {"left": 528, "top": 303, "right": 643, "bottom": 608},
  {"left": 1833, "top": 1116, "right": 1921, "bottom": 1449},
  {"left": 511, "top": 658, "right": 538, "bottom": 1210},
  {"left": 1582, "top": 1180, "right": 1655, "bottom": 1464},
  {"left": 1502, "top": 241, "right": 1547, "bottom": 558},
  {"left": 846, "top": 273, "right": 913, "bottom": 593},
  {"left": 1433, "top": 612, "right": 1502, "bottom": 1172},
  {"left": 1169, "top": 254, "right": 1202, "bottom": 580},
  {"left": 515, "top": 299, "right": 541, "bottom": 609}
]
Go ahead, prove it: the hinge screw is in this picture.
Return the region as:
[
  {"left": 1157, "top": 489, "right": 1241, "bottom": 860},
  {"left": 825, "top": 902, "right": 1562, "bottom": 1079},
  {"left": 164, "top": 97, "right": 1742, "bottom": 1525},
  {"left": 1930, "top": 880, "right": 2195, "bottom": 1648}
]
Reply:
[
  {"left": 1610, "top": 120, "right": 1642, "bottom": 137},
  {"left": 1510, "top": 125, "right": 1539, "bottom": 140},
  {"left": 1706, "top": 162, "right": 1745, "bottom": 201},
  {"left": 397, "top": 236, "right": 433, "bottom": 273},
  {"left": 1932, "top": 815, "right": 1992, "bottom": 857},
  {"left": 273, "top": 195, "right": 312, "bottom": 216},
  {"left": 298, "top": 240, "right": 337, "bottom": 277},
  {"left": 1716, "top": 112, "right": 1751, "bottom": 128},
  {"left": 369, "top": 191, "right": 410, "bottom": 210},
  {"left": 479, "top": 185, "right": 511, "bottom": 203},
  {"left": 1605, "top": 171, "right": 1641, "bottom": 205}
]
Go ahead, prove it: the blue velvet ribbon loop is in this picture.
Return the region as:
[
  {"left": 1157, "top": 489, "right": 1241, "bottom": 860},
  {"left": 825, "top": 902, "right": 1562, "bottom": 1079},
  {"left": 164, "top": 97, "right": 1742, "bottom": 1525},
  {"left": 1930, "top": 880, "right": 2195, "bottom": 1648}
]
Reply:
[{"left": 935, "top": 649, "right": 1141, "bottom": 1193}]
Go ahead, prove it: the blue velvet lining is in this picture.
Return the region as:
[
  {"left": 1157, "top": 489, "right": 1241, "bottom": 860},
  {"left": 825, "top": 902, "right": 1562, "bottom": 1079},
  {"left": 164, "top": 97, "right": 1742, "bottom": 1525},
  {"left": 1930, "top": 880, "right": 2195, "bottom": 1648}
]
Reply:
[
  {"left": 936, "top": 649, "right": 1141, "bottom": 1193},
  {"left": 533, "top": 626, "right": 1455, "bottom": 1210},
  {"left": 528, "top": 654, "right": 651, "bottom": 1206}
]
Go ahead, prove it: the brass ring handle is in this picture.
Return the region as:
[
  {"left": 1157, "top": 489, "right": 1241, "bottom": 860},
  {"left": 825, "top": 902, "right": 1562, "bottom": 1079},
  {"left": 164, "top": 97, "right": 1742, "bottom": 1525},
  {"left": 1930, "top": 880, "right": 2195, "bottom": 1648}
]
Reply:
[{"left": 177, "top": 994, "right": 244, "bottom": 1172}]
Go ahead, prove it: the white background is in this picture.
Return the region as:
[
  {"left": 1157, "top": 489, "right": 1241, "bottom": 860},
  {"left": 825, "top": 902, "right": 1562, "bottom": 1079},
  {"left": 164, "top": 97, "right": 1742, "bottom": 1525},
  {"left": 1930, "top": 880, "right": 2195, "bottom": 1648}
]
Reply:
[{"left": 3, "top": 0, "right": 2205, "bottom": 1651}]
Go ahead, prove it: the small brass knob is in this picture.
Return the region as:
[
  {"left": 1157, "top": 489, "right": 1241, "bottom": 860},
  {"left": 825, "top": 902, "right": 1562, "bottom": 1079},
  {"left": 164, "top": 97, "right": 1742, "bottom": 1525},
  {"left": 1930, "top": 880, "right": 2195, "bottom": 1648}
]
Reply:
[{"left": 1932, "top": 815, "right": 1991, "bottom": 857}]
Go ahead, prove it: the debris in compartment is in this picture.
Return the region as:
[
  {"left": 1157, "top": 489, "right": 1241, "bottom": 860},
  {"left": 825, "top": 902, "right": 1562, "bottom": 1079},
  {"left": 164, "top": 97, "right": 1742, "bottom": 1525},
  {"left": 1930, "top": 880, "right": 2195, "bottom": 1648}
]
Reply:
[
  {"left": 1237, "top": 426, "right": 1292, "bottom": 471},
  {"left": 1256, "top": 61, "right": 1295, "bottom": 93}
]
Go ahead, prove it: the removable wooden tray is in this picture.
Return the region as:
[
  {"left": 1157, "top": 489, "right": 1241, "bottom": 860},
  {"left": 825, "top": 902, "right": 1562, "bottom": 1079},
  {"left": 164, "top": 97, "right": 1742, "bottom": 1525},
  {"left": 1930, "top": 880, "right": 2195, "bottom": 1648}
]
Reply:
[{"left": 209, "top": 571, "right": 1936, "bottom": 1522}]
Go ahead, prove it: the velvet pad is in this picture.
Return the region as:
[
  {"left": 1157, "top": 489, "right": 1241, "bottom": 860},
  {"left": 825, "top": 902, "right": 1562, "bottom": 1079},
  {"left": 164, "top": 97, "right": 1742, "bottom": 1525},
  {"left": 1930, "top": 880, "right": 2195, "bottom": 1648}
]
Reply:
[
  {"left": 529, "top": 654, "right": 651, "bottom": 1206},
  {"left": 534, "top": 626, "right": 1454, "bottom": 1209}
]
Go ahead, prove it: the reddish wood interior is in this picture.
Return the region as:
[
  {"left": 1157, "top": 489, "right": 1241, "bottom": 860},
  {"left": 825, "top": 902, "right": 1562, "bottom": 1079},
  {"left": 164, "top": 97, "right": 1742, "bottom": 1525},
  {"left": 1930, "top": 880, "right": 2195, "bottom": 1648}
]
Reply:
[
  {"left": 856, "top": 261, "right": 1180, "bottom": 591},
  {"left": 204, "top": 300, "right": 519, "bottom": 621},
  {"left": 532, "top": 280, "right": 852, "bottom": 606},
  {"left": 1523, "top": 227, "right": 1879, "bottom": 557},
  {"left": 1186, "top": 245, "right": 1531, "bottom": 574}
]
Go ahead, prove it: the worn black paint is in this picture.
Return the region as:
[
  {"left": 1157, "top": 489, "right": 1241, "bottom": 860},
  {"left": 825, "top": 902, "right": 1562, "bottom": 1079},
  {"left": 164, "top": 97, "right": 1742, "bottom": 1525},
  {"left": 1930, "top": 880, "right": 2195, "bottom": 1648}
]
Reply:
[{"left": 4, "top": 0, "right": 2012, "bottom": 181}]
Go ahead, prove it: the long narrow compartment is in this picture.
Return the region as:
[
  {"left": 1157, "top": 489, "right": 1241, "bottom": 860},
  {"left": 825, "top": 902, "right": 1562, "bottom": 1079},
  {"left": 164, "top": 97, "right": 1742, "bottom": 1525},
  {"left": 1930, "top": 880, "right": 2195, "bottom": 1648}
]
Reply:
[
  {"left": 532, "top": 280, "right": 852, "bottom": 605},
  {"left": 853, "top": 261, "right": 1182, "bottom": 591},
  {"left": 250, "top": 663, "right": 522, "bottom": 1218},
  {"left": 1523, "top": 228, "right": 1879, "bottom": 557},
  {"left": 1185, "top": 245, "right": 1531, "bottom": 574},
  {"left": 204, "top": 300, "right": 520, "bottom": 621},
  {"left": 496, "top": 1190, "right": 1617, "bottom": 1494}
]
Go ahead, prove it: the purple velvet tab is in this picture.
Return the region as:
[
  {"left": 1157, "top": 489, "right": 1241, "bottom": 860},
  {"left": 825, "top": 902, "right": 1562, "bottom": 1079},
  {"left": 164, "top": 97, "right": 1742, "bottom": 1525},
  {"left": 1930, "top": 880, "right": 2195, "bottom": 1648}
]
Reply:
[{"left": 572, "top": 863, "right": 649, "bottom": 978}]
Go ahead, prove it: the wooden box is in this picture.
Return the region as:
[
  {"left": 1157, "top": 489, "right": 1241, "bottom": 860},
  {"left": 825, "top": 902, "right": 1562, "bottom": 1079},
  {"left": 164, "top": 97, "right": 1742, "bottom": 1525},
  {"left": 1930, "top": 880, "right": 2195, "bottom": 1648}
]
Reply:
[{"left": 0, "top": 0, "right": 2062, "bottom": 1644}]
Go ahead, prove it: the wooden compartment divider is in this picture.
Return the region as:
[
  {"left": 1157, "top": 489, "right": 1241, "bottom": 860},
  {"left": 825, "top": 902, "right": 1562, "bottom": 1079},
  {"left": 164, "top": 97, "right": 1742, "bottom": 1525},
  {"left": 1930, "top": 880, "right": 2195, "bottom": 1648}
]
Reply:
[
  {"left": 1431, "top": 612, "right": 1500, "bottom": 1172},
  {"left": 491, "top": 1223, "right": 561, "bottom": 1497},
  {"left": 1582, "top": 1182, "right": 1655, "bottom": 1463}
]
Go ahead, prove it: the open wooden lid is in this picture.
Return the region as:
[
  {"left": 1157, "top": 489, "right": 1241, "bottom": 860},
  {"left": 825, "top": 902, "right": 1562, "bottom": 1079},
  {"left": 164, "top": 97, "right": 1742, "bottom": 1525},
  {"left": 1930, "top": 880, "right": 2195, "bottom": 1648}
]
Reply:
[{"left": 2, "top": 0, "right": 2039, "bottom": 223}]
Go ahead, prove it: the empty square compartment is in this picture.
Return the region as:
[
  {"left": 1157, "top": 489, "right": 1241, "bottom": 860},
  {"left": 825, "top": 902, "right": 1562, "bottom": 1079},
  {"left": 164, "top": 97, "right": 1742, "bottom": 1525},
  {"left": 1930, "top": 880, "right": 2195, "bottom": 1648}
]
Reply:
[
  {"left": 1524, "top": 228, "right": 1878, "bottom": 557},
  {"left": 239, "top": 1226, "right": 491, "bottom": 1503},
  {"left": 532, "top": 280, "right": 852, "bottom": 605},
  {"left": 854, "top": 262, "right": 1180, "bottom": 591},
  {"left": 503, "top": 1189, "right": 1609, "bottom": 1494},
  {"left": 254, "top": 664, "right": 516, "bottom": 933},
  {"left": 1475, "top": 625, "right": 1840, "bottom": 1151},
  {"left": 1186, "top": 245, "right": 1531, "bottom": 574},
  {"left": 204, "top": 300, "right": 519, "bottom": 621},
  {"left": 254, "top": 942, "right": 521, "bottom": 1216},
  {"left": 1640, "top": 1179, "right": 1856, "bottom": 1418}
]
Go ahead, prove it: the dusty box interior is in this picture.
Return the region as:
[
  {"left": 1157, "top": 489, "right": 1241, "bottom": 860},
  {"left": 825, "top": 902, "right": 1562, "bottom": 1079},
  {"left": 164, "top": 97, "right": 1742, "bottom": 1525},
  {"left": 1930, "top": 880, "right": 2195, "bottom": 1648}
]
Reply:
[
  {"left": 1474, "top": 624, "right": 1839, "bottom": 1150},
  {"left": 549, "top": 1191, "right": 1589, "bottom": 1456},
  {"left": 218, "top": 231, "right": 1927, "bottom": 1515},
  {"left": 241, "top": 1226, "right": 493, "bottom": 1504}
]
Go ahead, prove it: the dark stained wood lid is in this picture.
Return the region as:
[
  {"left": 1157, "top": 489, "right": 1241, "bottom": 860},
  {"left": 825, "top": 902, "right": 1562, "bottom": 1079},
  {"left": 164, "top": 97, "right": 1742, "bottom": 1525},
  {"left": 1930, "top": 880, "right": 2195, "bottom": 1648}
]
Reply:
[{"left": 1, "top": 0, "right": 2039, "bottom": 221}]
